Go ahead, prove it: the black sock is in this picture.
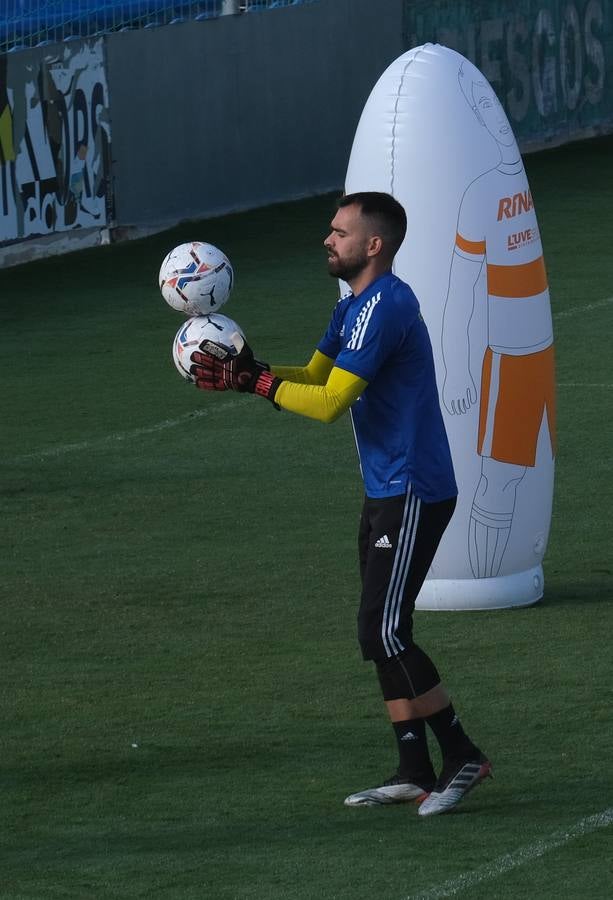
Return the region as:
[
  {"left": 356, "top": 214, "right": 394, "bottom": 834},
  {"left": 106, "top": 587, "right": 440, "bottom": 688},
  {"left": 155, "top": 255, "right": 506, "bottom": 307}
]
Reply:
[
  {"left": 425, "top": 704, "right": 479, "bottom": 761},
  {"left": 392, "top": 718, "right": 436, "bottom": 787}
]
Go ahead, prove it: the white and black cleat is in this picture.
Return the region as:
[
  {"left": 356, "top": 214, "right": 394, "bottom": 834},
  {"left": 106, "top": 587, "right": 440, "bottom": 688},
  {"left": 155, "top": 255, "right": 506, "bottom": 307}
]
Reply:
[
  {"left": 345, "top": 773, "right": 432, "bottom": 807},
  {"left": 418, "top": 755, "right": 492, "bottom": 817}
]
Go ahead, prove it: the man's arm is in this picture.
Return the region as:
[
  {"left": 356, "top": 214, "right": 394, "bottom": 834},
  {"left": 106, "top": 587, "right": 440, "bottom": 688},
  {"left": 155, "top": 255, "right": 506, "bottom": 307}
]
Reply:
[
  {"left": 272, "top": 350, "right": 334, "bottom": 385},
  {"left": 190, "top": 340, "right": 366, "bottom": 422},
  {"left": 274, "top": 365, "right": 366, "bottom": 423}
]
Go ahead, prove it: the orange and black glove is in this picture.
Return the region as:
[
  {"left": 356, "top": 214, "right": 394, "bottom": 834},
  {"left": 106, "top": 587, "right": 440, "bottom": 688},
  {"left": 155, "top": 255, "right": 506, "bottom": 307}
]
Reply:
[{"left": 190, "top": 333, "right": 282, "bottom": 404}]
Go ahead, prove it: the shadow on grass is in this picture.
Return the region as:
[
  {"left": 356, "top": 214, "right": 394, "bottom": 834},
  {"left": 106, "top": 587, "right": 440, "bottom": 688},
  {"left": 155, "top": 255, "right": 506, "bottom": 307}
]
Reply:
[{"left": 541, "top": 575, "right": 613, "bottom": 607}]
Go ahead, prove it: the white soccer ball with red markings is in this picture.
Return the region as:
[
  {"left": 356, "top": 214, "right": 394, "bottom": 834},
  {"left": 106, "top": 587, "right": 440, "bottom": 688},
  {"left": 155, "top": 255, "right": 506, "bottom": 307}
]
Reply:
[
  {"left": 172, "top": 313, "right": 245, "bottom": 383},
  {"left": 159, "top": 241, "right": 234, "bottom": 315}
]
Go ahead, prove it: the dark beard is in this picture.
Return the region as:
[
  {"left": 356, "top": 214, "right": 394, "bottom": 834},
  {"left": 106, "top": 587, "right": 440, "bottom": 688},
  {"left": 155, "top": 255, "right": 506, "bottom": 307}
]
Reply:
[{"left": 327, "top": 254, "right": 368, "bottom": 283}]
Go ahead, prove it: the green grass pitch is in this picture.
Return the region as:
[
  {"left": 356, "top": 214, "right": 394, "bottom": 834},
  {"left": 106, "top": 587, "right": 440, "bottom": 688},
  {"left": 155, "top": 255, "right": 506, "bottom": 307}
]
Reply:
[{"left": 1, "top": 136, "right": 612, "bottom": 899}]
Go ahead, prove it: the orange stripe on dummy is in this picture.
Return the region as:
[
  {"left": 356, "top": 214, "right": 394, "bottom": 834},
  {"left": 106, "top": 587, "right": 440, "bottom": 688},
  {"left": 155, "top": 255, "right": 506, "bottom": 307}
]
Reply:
[
  {"left": 487, "top": 256, "right": 548, "bottom": 298},
  {"left": 456, "top": 232, "right": 486, "bottom": 255}
]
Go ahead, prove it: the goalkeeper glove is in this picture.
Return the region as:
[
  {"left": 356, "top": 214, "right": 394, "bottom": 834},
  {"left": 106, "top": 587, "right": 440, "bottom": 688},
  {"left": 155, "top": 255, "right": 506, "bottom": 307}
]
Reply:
[{"left": 190, "top": 332, "right": 282, "bottom": 404}]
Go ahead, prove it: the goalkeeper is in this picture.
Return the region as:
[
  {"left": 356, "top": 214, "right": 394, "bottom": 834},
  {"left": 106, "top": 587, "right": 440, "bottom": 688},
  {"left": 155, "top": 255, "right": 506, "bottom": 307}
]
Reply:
[{"left": 191, "top": 191, "right": 491, "bottom": 817}]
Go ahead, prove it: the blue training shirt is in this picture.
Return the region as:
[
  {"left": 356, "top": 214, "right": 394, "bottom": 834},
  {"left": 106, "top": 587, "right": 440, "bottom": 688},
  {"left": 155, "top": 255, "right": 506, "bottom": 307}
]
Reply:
[{"left": 317, "top": 271, "right": 457, "bottom": 502}]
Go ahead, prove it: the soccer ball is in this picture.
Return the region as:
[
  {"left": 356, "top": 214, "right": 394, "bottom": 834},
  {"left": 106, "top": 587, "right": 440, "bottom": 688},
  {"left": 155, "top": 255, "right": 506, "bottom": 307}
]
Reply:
[
  {"left": 172, "top": 313, "right": 245, "bottom": 382},
  {"left": 159, "top": 241, "right": 234, "bottom": 315}
]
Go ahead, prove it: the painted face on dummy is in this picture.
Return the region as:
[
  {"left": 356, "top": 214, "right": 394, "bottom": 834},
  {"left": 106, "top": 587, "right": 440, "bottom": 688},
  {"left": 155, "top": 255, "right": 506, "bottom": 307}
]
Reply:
[{"left": 473, "top": 83, "right": 515, "bottom": 148}]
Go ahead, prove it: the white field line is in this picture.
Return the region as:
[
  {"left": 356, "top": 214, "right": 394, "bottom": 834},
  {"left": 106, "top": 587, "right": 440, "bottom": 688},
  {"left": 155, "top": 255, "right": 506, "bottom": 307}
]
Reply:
[
  {"left": 553, "top": 296, "right": 613, "bottom": 318},
  {"left": 554, "top": 298, "right": 612, "bottom": 388},
  {"left": 7, "top": 297, "right": 611, "bottom": 465},
  {"left": 9, "top": 398, "right": 247, "bottom": 463},
  {"left": 406, "top": 806, "right": 613, "bottom": 900}
]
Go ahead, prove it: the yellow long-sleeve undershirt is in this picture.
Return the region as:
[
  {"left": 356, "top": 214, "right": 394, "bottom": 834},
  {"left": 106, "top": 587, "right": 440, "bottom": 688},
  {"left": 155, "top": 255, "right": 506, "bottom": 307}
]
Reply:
[
  {"left": 271, "top": 350, "right": 367, "bottom": 424},
  {"left": 272, "top": 350, "right": 334, "bottom": 385}
]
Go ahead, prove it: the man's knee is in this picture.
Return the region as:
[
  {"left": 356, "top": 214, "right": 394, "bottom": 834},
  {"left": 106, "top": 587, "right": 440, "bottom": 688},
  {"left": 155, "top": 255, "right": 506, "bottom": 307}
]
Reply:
[
  {"left": 357, "top": 607, "right": 386, "bottom": 659},
  {"left": 358, "top": 608, "right": 416, "bottom": 661},
  {"left": 375, "top": 644, "right": 441, "bottom": 700}
]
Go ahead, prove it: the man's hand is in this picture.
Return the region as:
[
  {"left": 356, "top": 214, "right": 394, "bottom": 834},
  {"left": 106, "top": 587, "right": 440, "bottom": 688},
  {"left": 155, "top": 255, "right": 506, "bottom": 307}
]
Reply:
[
  {"left": 190, "top": 333, "right": 282, "bottom": 404},
  {"left": 189, "top": 331, "right": 259, "bottom": 391}
]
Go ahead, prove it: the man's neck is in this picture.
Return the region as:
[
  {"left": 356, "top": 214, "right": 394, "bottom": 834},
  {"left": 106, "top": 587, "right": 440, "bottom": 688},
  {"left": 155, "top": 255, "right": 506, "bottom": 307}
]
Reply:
[{"left": 347, "top": 263, "right": 392, "bottom": 298}]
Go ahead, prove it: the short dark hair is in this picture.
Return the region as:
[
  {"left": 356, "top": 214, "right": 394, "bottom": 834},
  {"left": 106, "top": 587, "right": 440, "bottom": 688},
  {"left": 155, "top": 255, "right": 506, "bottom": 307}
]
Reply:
[{"left": 338, "top": 191, "right": 407, "bottom": 259}]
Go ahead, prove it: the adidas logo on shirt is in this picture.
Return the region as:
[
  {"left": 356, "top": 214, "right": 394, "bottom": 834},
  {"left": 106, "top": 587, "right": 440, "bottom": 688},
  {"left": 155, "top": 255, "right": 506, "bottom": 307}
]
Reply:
[{"left": 374, "top": 534, "right": 393, "bottom": 549}]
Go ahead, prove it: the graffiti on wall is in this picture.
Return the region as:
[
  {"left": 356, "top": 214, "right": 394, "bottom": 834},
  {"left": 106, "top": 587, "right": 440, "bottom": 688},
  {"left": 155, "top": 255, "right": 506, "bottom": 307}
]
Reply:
[
  {"left": 0, "top": 39, "right": 112, "bottom": 245},
  {"left": 404, "top": 0, "right": 612, "bottom": 148}
]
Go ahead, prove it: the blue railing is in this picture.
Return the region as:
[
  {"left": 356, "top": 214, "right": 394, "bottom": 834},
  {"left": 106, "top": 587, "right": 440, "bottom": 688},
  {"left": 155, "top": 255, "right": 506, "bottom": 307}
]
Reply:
[{"left": 0, "top": 1, "right": 317, "bottom": 54}]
